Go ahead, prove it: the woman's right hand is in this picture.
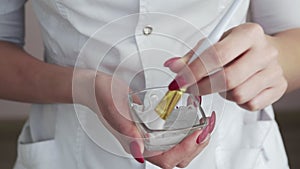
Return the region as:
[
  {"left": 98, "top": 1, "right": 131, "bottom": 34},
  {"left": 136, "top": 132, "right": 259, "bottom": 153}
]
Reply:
[{"left": 75, "top": 70, "right": 214, "bottom": 168}]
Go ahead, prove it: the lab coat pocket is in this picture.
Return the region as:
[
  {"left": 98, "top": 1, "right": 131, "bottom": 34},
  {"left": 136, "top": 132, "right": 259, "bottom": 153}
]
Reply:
[
  {"left": 215, "top": 120, "right": 273, "bottom": 169},
  {"left": 215, "top": 147, "right": 270, "bottom": 169},
  {"left": 241, "top": 120, "right": 273, "bottom": 148},
  {"left": 14, "top": 125, "right": 60, "bottom": 169}
]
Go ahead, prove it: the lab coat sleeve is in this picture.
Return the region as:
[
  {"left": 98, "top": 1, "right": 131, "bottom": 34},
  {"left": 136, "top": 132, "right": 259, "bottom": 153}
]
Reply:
[
  {"left": 250, "top": 0, "right": 300, "bottom": 35},
  {"left": 0, "top": 0, "right": 26, "bottom": 46}
]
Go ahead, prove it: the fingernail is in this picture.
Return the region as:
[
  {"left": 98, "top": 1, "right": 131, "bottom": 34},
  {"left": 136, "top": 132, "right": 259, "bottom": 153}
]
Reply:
[
  {"left": 196, "top": 125, "right": 210, "bottom": 144},
  {"left": 130, "top": 141, "right": 144, "bottom": 163},
  {"left": 209, "top": 111, "right": 216, "bottom": 133},
  {"left": 164, "top": 57, "right": 181, "bottom": 67},
  {"left": 168, "top": 76, "right": 187, "bottom": 91}
]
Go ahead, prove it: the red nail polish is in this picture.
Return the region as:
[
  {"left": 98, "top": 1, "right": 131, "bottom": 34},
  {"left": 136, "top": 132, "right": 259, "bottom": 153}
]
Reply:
[
  {"left": 168, "top": 79, "right": 180, "bottom": 90},
  {"left": 130, "top": 141, "right": 144, "bottom": 163},
  {"left": 196, "top": 125, "right": 209, "bottom": 144},
  {"left": 209, "top": 111, "right": 216, "bottom": 133},
  {"left": 164, "top": 57, "right": 181, "bottom": 67},
  {"left": 168, "top": 76, "right": 186, "bottom": 91}
]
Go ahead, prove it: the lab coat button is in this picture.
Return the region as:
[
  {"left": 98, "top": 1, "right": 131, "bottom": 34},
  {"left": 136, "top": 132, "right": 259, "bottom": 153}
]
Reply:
[{"left": 143, "top": 25, "right": 153, "bottom": 35}]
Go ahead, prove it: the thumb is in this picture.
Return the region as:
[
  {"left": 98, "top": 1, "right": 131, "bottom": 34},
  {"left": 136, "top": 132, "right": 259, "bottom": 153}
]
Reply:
[
  {"left": 100, "top": 109, "right": 145, "bottom": 163},
  {"left": 130, "top": 141, "right": 145, "bottom": 163},
  {"left": 115, "top": 93, "right": 145, "bottom": 163}
]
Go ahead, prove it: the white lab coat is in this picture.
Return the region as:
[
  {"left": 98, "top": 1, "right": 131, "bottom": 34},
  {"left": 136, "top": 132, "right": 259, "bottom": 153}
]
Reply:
[{"left": 13, "top": 0, "right": 293, "bottom": 169}]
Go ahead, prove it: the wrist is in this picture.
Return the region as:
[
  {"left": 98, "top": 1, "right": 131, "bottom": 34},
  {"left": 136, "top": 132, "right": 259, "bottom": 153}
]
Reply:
[{"left": 72, "top": 68, "right": 102, "bottom": 109}]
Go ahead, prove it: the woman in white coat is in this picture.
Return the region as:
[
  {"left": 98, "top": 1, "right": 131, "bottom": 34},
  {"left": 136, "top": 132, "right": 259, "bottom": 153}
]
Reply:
[{"left": 0, "top": 0, "right": 300, "bottom": 169}]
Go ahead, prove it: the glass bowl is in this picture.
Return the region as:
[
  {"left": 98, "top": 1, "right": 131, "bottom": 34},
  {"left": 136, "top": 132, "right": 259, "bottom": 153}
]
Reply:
[{"left": 128, "top": 87, "right": 208, "bottom": 151}]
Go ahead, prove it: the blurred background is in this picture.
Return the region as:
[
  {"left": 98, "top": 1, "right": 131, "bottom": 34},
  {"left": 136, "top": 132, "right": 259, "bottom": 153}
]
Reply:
[{"left": 0, "top": 2, "right": 300, "bottom": 169}]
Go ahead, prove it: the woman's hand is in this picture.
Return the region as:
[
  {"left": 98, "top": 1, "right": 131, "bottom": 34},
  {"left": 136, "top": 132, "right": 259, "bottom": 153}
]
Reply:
[
  {"left": 78, "top": 71, "right": 145, "bottom": 162},
  {"left": 145, "top": 111, "right": 216, "bottom": 169},
  {"left": 75, "top": 70, "right": 215, "bottom": 168},
  {"left": 165, "top": 23, "right": 288, "bottom": 111}
]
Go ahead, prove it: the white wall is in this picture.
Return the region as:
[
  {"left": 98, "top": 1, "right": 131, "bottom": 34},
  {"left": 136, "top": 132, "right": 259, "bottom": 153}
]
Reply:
[{"left": 0, "top": 1, "right": 299, "bottom": 120}]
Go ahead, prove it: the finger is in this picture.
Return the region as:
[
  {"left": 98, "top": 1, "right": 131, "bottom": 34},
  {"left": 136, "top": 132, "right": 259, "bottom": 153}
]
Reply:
[
  {"left": 97, "top": 112, "right": 145, "bottom": 165},
  {"left": 176, "top": 126, "right": 210, "bottom": 168},
  {"left": 240, "top": 76, "right": 287, "bottom": 111},
  {"left": 219, "top": 27, "right": 233, "bottom": 41},
  {"left": 196, "top": 123, "right": 210, "bottom": 144},
  {"left": 130, "top": 141, "right": 145, "bottom": 163},
  {"left": 100, "top": 110, "right": 144, "bottom": 153},
  {"left": 165, "top": 39, "right": 205, "bottom": 73},
  {"left": 98, "top": 93, "right": 145, "bottom": 162},
  {"left": 176, "top": 24, "right": 264, "bottom": 89},
  {"left": 146, "top": 130, "right": 204, "bottom": 169},
  {"left": 176, "top": 137, "right": 210, "bottom": 168},
  {"left": 191, "top": 46, "right": 278, "bottom": 95},
  {"left": 225, "top": 61, "right": 283, "bottom": 104},
  {"left": 221, "top": 46, "right": 276, "bottom": 91},
  {"left": 210, "top": 23, "right": 265, "bottom": 68},
  {"left": 208, "top": 111, "right": 216, "bottom": 133},
  {"left": 165, "top": 56, "right": 190, "bottom": 73},
  {"left": 164, "top": 57, "right": 187, "bottom": 73},
  {"left": 121, "top": 127, "right": 145, "bottom": 163},
  {"left": 164, "top": 49, "right": 194, "bottom": 73},
  {"left": 177, "top": 112, "right": 215, "bottom": 168}
]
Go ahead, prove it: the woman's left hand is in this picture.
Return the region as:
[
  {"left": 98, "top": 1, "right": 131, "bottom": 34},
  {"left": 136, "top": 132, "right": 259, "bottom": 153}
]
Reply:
[{"left": 165, "top": 23, "right": 288, "bottom": 111}]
